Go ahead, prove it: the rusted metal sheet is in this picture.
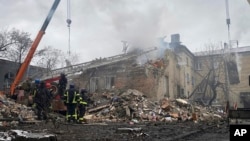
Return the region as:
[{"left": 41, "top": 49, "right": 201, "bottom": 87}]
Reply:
[{"left": 51, "top": 100, "right": 66, "bottom": 111}]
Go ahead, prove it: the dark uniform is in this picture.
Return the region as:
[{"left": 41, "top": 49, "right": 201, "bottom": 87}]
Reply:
[
  {"left": 45, "top": 83, "right": 54, "bottom": 110},
  {"left": 78, "top": 89, "right": 88, "bottom": 123},
  {"left": 63, "top": 84, "right": 79, "bottom": 123},
  {"left": 58, "top": 73, "right": 67, "bottom": 98},
  {"left": 29, "top": 79, "right": 40, "bottom": 107},
  {"left": 33, "top": 81, "right": 52, "bottom": 120}
]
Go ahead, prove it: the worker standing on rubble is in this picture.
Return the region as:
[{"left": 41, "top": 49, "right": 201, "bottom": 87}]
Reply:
[
  {"left": 29, "top": 79, "right": 40, "bottom": 107},
  {"left": 63, "top": 84, "right": 79, "bottom": 123},
  {"left": 33, "top": 81, "right": 51, "bottom": 120},
  {"left": 77, "top": 88, "right": 88, "bottom": 123},
  {"left": 45, "top": 83, "right": 54, "bottom": 111},
  {"left": 58, "top": 73, "right": 67, "bottom": 98}
]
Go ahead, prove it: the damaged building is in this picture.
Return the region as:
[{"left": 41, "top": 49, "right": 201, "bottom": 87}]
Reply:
[
  {"left": 72, "top": 34, "right": 250, "bottom": 108},
  {"left": 193, "top": 46, "right": 250, "bottom": 107},
  {"left": 1, "top": 34, "right": 250, "bottom": 108},
  {"left": 73, "top": 34, "right": 196, "bottom": 101}
]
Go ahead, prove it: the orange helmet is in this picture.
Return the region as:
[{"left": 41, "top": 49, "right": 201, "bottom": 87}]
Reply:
[{"left": 45, "top": 83, "right": 51, "bottom": 88}]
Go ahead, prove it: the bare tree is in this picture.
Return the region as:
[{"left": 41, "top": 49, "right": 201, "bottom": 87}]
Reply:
[
  {"left": 35, "top": 46, "right": 64, "bottom": 72},
  {"left": 191, "top": 42, "right": 226, "bottom": 105},
  {"left": 0, "top": 29, "right": 17, "bottom": 56},
  {"left": 2, "top": 28, "right": 32, "bottom": 64}
]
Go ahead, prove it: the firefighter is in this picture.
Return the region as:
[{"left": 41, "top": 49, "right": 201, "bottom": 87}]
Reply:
[
  {"left": 78, "top": 88, "right": 88, "bottom": 123},
  {"left": 33, "top": 81, "right": 51, "bottom": 120},
  {"left": 32, "top": 79, "right": 40, "bottom": 96},
  {"left": 63, "top": 84, "right": 79, "bottom": 123},
  {"left": 58, "top": 73, "right": 67, "bottom": 98},
  {"left": 45, "top": 82, "right": 54, "bottom": 111},
  {"left": 22, "top": 77, "right": 32, "bottom": 94},
  {"left": 29, "top": 79, "right": 40, "bottom": 107}
]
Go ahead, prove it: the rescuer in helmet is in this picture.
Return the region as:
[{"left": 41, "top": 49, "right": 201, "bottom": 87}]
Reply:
[
  {"left": 58, "top": 73, "right": 67, "bottom": 98},
  {"left": 33, "top": 81, "right": 51, "bottom": 120},
  {"left": 29, "top": 79, "right": 40, "bottom": 107},
  {"left": 77, "top": 88, "right": 88, "bottom": 123},
  {"left": 63, "top": 84, "right": 79, "bottom": 123}
]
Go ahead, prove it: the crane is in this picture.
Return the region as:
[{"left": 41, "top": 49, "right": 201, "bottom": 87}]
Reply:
[{"left": 10, "top": 0, "right": 61, "bottom": 95}]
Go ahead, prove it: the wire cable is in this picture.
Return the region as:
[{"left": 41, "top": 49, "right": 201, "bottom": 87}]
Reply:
[{"left": 66, "top": 0, "right": 72, "bottom": 56}]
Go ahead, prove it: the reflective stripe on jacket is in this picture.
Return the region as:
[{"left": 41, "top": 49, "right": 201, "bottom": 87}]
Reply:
[
  {"left": 64, "top": 90, "right": 79, "bottom": 104},
  {"left": 78, "top": 97, "right": 87, "bottom": 105}
]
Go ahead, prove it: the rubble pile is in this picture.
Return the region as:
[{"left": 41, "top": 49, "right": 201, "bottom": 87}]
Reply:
[
  {"left": 85, "top": 89, "right": 226, "bottom": 124},
  {"left": 0, "top": 130, "right": 57, "bottom": 141},
  {"left": 0, "top": 94, "right": 36, "bottom": 127}
]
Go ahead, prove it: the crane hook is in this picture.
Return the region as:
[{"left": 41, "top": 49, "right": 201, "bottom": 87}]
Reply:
[{"left": 66, "top": 19, "right": 72, "bottom": 27}]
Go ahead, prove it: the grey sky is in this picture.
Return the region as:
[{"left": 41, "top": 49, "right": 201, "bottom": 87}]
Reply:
[{"left": 1, "top": 0, "right": 250, "bottom": 63}]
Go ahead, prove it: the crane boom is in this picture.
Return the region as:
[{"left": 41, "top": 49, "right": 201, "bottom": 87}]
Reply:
[{"left": 10, "top": 0, "right": 61, "bottom": 95}]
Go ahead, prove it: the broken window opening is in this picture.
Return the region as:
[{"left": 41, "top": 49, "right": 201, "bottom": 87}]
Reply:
[
  {"left": 186, "top": 73, "right": 190, "bottom": 84},
  {"left": 164, "top": 76, "right": 169, "bottom": 98},
  {"left": 90, "top": 77, "right": 99, "bottom": 93},
  {"left": 192, "top": 76, "right": 195, "bottom": 86},
  {"left": 105, "top": 76, "right": 115, "bottom": 89},
  {"left": 4, "top": 72, "right": 14, "bottom": 89},
  {"left": 195, "top": 61, "right": 202, "bottom": 70}
]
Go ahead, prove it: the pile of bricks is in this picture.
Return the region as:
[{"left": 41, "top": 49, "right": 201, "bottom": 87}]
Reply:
[{"left": 84, "top": 89, "right": 226, "bottom": 123}]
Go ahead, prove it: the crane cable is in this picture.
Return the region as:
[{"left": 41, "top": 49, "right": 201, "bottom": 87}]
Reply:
[{"left": 66, "top": 0, "right": 72, "bottom": 56}]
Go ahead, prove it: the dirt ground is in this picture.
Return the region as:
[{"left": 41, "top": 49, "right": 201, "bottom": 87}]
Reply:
[{"left": 6, "top": 119, "right": 229, "bottom": 141}]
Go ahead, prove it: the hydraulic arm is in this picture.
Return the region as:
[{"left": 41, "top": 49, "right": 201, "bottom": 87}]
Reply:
[{"left": 10, "top": 0, "right": 61, "bottom": 95}]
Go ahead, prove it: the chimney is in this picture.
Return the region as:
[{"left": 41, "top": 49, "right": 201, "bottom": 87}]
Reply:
[
  {"left": 171, "top": 34, "right": 180, "bottom": 43},
  {"left": 170, "top": 34, "right": 181, "bottom": 48}
]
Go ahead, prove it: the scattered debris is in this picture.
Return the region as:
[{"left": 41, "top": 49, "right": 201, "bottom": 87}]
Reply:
[
  {"left": 0, "top": 130, "right": 57, "bottom": 141},
  {"left": 84, "top": 89, "right": 227, "bottom": 123},
  {"left": 0, "top": 94, "right": 36, "bottom": 127}
]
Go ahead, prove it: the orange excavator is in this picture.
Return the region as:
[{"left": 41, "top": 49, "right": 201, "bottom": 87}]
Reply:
[{"left": 10, "top": 0, "right": 61, "bottom": 96}]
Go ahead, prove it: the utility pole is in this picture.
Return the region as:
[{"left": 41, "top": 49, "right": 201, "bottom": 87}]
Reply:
[{"left": 224, "top": 0, "right": 231, "bottom": 109}]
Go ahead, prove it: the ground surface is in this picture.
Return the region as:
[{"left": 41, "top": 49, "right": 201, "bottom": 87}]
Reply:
[{"left": 6, "top": 119, "right": 229, "bottom": 141}]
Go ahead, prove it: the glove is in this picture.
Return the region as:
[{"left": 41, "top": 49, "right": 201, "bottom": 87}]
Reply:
[{"left": 32, "top": 103, "right": 36, "bottom": 109}]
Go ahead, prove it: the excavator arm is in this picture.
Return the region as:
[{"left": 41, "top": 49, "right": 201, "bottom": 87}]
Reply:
[{"left": 10, "top": 0, "right": 61, "bottom": 95}]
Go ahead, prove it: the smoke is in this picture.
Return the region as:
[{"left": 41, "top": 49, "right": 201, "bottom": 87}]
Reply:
[
  {"left": 90, "top": 0, "right": 169, "bottom": 49},
  {"left": 235, "top": 53, "right": 242, "bottom": 78},
  {"left": 228, "top": 0, "right": 250, "bottom": 46}
]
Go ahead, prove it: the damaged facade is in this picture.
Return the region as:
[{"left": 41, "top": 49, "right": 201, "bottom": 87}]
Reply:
[
  {"left": 74, "top": 34, "right": 250, "bottom": 108},
  {"left": 193, "top": 46, "right": 250, "bottom": 107},
  {"left": 1, "top": 34, "right": 250, "bottom": 108},
  {"left": 75, "top": 34, "right": 196, "bottom": 101}
]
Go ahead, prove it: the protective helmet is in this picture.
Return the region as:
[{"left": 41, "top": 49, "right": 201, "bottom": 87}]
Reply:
[
  {"left": 81, "top": 88, "right": 87, "bottom": 93},
  {"left": 45, "top": 83, "right": 51, "bottom": 88},
  {"left": 40, "top": 81, "right": 45, "bottom": 88},
  {"left": 60, "top": 73, "right": 65, "bottom": 77},
  {"left": 35, "top": 79, "right": 40, "bottom": 84},
  {"left": 69, "top": 84, "right": 74, "bottom": 89}
]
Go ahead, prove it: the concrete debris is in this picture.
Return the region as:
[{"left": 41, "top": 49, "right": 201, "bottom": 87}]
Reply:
[
  {"left": 0, "top": 130, "right": 57, "bottom": 141},
  {"left": 176, "top": 99, "right": 189, "bottom": 106},
  {"left": 116, "top": 127, "right": 142, "bottom": 133},
  {"left": 85, "top": 89, "right": 227, "bottom": 124},
  {"left": 0, "top": 88, "right": 227, "bottom": 127},
  {"left": 0, "top": 94, "right": 36, "bottom": 127}
]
